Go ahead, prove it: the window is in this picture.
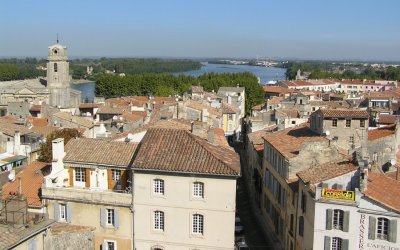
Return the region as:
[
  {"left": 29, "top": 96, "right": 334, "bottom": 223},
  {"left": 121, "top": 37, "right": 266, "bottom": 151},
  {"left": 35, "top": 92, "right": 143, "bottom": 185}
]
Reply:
[
  {"left": 111, "top": 169, "right": 121, "bottom": 181},
  {"left": 54, "top": 63, "right": 58, "bottom": 73},
  {"left": 154, "top": 211, "right": 164, "bottom": 231},
  {"left": 153, "top": 179, "right": 164, "bottom": 195},
  {"left": 298, "top": 216, "right": 304, "bottom": 237},
  {"left": 192, "top": 214, "right": 204, "bottom": 235},
  {"left": 332, "top": 119, "right": 338, "bottom": 127},
  {"left": 60, "top": 204, "right": 67, "bottom": 220},
  {"left": 332, "top": 237, "right": 343, "bottom": 250},
  {"left": 75, "top": 167, "right": 86, "bottom": 182},
  {"left": 228, "top": 114, "right": 233, "bottom": 120},
  {"left": 107, "top": 209, "right": 115, "bottom": 226},
  {"left": 349, "top": 136, "right": 354, "bottom": 144},
  {"left": 377, "top": 217, "right": 389, "bottom": 240},
  {"left": 193, "top": 182, "right": 204, "bottom": 198},
  {"left": 345, "top": 119, "right": 351, "bottom": 127},
  {"left": 103, "top": 240, "right": 116, "bottom": 250},
  {"left": 333, "top": 209, "right": 344, "bottom": 230},
  {"left": 360, "top": 120, "right": 365, "bottom": 127}
]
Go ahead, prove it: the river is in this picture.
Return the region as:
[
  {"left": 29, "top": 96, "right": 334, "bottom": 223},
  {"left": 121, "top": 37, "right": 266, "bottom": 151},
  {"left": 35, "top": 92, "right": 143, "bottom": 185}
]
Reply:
[{"left": 72, "top": 64, "right": 287, "bottom": 102}]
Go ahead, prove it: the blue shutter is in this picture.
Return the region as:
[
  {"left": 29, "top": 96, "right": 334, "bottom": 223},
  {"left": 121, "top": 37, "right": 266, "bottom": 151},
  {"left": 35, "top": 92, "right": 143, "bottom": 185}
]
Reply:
[
  {"left": 114, "top": 209, "right": 119, "bottom": 228},
  {"left": 66, "top": 203, "right": 72, "bottom": 223},
  {"left": 389, "top": 219, "right": 397, "bottom": 243},
  {"left": 368, "top": 216, "right": 376, "bottom": 240},
  {"left": 54, "top": 203, "right": 59, "bottom": 221},
  {"left": 100, "top": 208, "right": 106, "bottom": 227},
  {"left": 324, "top": 236, "right": 331, "bottom": 250}
]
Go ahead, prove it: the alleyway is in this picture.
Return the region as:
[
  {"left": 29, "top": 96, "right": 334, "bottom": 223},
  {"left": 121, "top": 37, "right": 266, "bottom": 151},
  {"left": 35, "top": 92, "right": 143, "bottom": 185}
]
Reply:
[{"left": 236, "top": 177, "right": 275, "bottom": 249}]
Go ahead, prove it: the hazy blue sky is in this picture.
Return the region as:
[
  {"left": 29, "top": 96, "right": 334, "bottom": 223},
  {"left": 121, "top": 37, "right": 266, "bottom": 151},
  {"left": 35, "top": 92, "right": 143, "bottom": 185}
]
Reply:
[{"left": 1, "top": 0, "right": 399, "bottom": 61}]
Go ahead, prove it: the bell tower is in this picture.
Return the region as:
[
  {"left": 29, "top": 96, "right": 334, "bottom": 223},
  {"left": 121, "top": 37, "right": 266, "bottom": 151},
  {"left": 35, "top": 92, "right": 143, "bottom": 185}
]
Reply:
[{"left": 46, "top": 42, "right": 71, "bottom": 108}]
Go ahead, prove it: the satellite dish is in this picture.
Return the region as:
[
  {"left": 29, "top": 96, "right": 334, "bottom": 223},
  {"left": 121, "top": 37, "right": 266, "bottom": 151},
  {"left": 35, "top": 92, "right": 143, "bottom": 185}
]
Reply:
[
  {"left": 112, "top": 115, "right": 118, "bottom": 121},
  {"left": 127, "top": 133, "right": 134, "bottom": 140},
  {"left": 390, "top": 159, "right": 397, "bottom": 165},
  {"left": 325, "top": 130, "right": 330, "bottom": 136}
]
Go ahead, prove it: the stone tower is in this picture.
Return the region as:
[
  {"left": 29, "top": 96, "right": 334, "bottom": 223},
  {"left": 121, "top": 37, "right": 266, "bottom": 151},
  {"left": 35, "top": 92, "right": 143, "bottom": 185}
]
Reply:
[{"left": 46, "top": 43, "right": 71, "bottom": 108}]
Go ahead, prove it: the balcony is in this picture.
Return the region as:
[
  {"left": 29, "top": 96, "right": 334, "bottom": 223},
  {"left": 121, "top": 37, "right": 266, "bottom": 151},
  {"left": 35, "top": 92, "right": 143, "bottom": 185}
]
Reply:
[{"left": 42, "top": 186, "right": 132, "bottom": 207}]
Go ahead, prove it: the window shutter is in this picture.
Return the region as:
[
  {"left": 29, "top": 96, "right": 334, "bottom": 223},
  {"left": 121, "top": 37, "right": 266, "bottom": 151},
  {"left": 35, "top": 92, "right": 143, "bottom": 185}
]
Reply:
[
  {"left": 342, "top": 239, "right": 349, "bottom": 250},
  {"left": 69, "top": 168, "right": 74, "bottom": 187},
  {"left": 85, "top": 168, "right": 90, "bottom": 188},
  {"left": 54, "top": 203, "right": 59, "bottom": 221},
  {"left": 100, "top": 208, "right": 106, "bottom": 227},
  {"left": 107, "top": 169, "right": 112, "bottom": 190},
  {"left": 114, "top": 209, "right": 119, "bottom": 228},
  {"left": 66, "top": 203, "right": 72, "bottom": 223},
  {"left": 389, "top": 219, "right": 397, "bottom": 243},
  {"left": 343, "top": 211, "right": 350, "bottom": 232},
  {"left": 324, "top": 236, "right": 331, "bottom": 250},
  {"left": 368, "top": 216, "right": 376, "bottom": 240},
  {"left": 102, "top": 242, "right": 107, "bottom": 250},
  {"left": 121, "top": 170, "right": 127, "bottom": 190},
  {"left": 326, "top": 209, "right": 333, "bottom": 230}
]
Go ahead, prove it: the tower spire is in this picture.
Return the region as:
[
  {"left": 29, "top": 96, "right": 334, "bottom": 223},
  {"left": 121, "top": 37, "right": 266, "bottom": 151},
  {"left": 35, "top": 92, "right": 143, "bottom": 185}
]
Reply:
[{"left": 56, "top": 33, "right": 59, "bottom": 44}]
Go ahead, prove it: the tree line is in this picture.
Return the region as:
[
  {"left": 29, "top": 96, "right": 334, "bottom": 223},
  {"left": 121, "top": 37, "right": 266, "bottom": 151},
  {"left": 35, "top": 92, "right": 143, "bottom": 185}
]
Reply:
[
  {"left": 285, "top": 61, "right": 400, "bottom": 81},
  {"left": 95, "top": 72, "right": 264, "bottom": 115}
]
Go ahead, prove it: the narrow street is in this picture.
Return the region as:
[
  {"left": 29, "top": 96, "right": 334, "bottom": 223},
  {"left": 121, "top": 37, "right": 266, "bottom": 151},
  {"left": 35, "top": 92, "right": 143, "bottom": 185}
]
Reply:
[
  {"left": 236, "top": 177, "right": 275, "bottom": 249},
  {"left": 235, "top": 142, "right": 275, "bottom": 250}
]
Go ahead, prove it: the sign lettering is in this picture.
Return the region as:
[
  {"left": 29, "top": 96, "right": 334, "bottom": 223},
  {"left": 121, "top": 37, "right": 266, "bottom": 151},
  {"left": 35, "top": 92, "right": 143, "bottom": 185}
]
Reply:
[{"left": 321, "top": 188, "right": 355, "bottom": 201}]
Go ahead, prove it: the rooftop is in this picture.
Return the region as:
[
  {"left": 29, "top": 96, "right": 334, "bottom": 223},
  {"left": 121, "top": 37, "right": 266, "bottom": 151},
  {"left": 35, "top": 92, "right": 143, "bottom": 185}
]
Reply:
[
  {"left": 2, "top": 162, "right": 49, "bottom": 207},
  {"left": 364, "top": 172, "right": 400, "bottom": 213},
  {"left": 263, "top": 123, "right": 327, "bottom": 159},
  {"left": 64, "top": 138, "right": 139, "bottom": 167},
  {"left": 317, "top": 109, "right": 369, "bottom": 119},
  {"left": 133, "top": 128, "right": 240, "bottom": 176},
  {"left": 368, "top": 125, "right": 396, "bottom": 141}
]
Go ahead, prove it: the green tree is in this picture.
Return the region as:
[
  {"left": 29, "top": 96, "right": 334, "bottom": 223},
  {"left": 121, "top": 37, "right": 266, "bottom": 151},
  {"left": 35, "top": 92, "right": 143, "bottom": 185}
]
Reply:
[{"left": 38, "top": 128, "right": 82, "bottom": 163}]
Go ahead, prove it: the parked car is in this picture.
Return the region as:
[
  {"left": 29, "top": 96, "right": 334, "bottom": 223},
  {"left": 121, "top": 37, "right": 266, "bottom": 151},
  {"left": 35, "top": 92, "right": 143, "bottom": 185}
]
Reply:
[
  {"left": 235, "top": 216, "right": 244, "bottom": 235},
  {"left": 235, "top": 238, "right": 249, "bottom": 250}
]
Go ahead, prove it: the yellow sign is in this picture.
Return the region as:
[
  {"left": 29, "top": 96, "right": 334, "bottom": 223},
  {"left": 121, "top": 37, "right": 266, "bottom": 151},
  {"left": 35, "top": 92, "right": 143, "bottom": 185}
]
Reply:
[{"left": 321, "top": 188, "right": 355, "bottom": 201}]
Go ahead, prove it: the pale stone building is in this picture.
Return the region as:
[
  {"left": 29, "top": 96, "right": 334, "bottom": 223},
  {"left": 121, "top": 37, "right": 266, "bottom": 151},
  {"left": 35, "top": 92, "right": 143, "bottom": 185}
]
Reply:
[{"left": 132, "top": 127, "right": 240, "bottom": 250}]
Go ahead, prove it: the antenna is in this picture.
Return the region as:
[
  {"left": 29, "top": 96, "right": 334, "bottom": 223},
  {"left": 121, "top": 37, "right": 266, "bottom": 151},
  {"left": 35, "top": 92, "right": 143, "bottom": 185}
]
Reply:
[{"left": 56, "top": 33, "right": 59, "bottom": 44}]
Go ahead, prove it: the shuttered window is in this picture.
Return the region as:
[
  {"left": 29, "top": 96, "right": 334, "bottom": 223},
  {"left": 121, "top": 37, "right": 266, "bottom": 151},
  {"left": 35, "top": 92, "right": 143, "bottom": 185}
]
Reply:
[{"left": 369, "top": 216, "right": 397, "bottom": 243}]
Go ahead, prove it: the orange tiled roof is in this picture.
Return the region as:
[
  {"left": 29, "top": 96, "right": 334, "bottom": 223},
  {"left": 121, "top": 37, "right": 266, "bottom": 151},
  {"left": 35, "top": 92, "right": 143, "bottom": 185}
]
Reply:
[
  {"left": 297, "top": 160, "right": 357, "bottom": 184},
  {"left": 263, "top": 86, "right": 296, "bottom": 93},
  {"left": 50, "top": 222, "right": 95, "bottom": 235},
  {"left": 2, "top": 162, "right": 49, "bottom": 207},
  {"left": 133, "top": 128, "right": 240, "bottom": 176},
  {"left": 378, "top": 115, "right": 399, "bottom": 124},
  {"left": 26, "top": 117, "right": 48, "bottom": 127},
  {"left": 221, "top": 103, "right": 238, "bottom": 114},
  {"left": 263, "top": 123, "right": 327, "bottom": 159},
  {"left": 79, "top": 103, "right": 100, "bottom": 109},
  {"left": 29, "top": 105, "right": 41, "bottom": 112},
  {"left": 319, "top": 109, "right": 369, "bottom": 118},
  {"left": 368, "top": 125, "right": 396, "bottom": 141},
  {"left": 364, "top": 172, "right": 400, "bottom": 213}
]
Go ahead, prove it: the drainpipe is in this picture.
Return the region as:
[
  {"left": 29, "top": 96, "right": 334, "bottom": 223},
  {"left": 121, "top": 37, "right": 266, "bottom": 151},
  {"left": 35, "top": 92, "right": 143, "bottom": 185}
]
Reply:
[{"left": 131, "top": 169, "right": 135, "bottom": 250}]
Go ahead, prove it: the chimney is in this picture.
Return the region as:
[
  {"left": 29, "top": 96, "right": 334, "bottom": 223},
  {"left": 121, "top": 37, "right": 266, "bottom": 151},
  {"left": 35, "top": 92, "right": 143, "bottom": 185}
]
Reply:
[
  {"left": 190, "top": 121, "right": 203, "bottom": 137},
  {"left": 207, "top": 128, "right": 215, "bottom": 144},
  {"left": 52, "top": 138, "right": 65, "bottom": 162},
  {"left": 227, "top": 95, "right": 232, "bottom": 105},
  {"left": 18, "top": 176, "right": 22, "bottom": 196},
  {"left": 13, "top": 131, "right": 21, "bottom": 155}
]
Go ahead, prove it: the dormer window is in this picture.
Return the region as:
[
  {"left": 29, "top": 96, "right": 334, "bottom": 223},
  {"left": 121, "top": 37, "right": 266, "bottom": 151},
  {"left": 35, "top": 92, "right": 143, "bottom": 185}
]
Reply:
[
  {"left": 54, "top": 49, "right": 58, "bottom": 54},
  {"left": 54, "top": 63, "right": 58, "bottom": 73}
]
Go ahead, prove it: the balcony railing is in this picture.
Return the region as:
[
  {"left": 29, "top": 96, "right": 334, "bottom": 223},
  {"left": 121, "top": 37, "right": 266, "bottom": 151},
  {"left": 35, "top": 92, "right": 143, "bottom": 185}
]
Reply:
[{"left": 42, "top": 186, "right": 132, "bottom": 207}]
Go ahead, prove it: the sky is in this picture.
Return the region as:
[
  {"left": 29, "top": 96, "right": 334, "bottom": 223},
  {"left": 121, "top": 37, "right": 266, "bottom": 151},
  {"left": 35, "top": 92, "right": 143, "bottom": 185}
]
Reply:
[{"left": 1, "top": 0, "right": 400, "bottom": 61}]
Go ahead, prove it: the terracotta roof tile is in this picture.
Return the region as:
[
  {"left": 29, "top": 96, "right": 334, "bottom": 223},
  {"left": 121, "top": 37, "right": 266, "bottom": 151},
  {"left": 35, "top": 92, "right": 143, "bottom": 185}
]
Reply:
[
  {"left": 27, "top": 117, "right": 48, "bottom": 127},
  {"left": 297, "top": 160, "right": 357, "bottom": 184},
  {"left": 364, "top": 172, "right": 400, "bottom": 213},
  {"left": 79, "top": 103, "right": 100, "bottom": 109},
  {"left": 263, "top": 86, "right": 296, "bottom": 93},
  {"left": 368, "top": 125, "right": 396, "bottom": 141},
  {"left": 190, "top": 86, "right": 204, "bottom": 93},
  {"left": 29, "top": 105, "right": 41, "bottom": 112},
  {"left": 318, "top": 109, "right": 369, "bottom": 118},
  {"left": 2, "top": 162, "right": 49, "bottom": 207},
  {"left": 97, "top": 106, "right": 125, "bottom": 114},
  {"left": 378, "top": 115, "right": 400, "bottom": 124},
  {"left": 50, "top": 222, "right": 95, "bottom": 235},
  {"left": 221, "top": 103, "right": 238, "bottom": 114},
  {"left": 133, "top": 128, "right": 240, "bottom": 176},
  {"left": 53, "top": 112, "right": 94, "bottom": 128},
  {"left": 263, "top": 123, "right": 327, "bottom": 159},
  {"left": 64, "top": 138, "right": 139, "bottom": 166}
]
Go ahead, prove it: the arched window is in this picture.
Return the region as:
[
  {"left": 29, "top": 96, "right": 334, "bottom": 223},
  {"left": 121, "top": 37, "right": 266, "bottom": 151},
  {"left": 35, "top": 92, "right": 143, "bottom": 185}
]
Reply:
[
  {"left": 377, "top": 217, "right": 389, "bottom": 240},
  {"left": 154, "top": 211, "right": 164, "bottom": 231},
  {"left": 193, "top": 182, "right": 204, "bottom": 198},
  {"left": 192, "top": 214, "right": 204, "bottom": 234},
  {"left": 333, "top": 209, "right": 344, "bottom": 230},
  {"left": 54, "top": 63, "right": 58, "bottom": 73}
]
